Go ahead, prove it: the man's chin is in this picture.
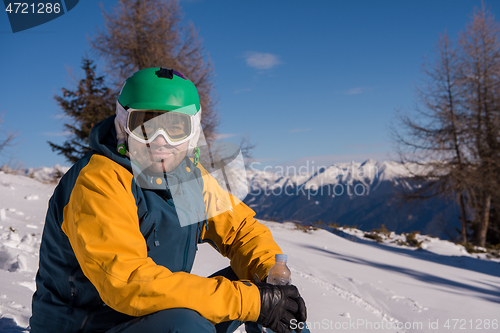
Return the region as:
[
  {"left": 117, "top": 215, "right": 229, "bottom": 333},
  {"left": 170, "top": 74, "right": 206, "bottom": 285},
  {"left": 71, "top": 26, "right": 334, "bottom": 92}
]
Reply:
[
  {"left": 129, "top": 148, "right": 187, "bottom": 174},
  {"left": 148, "top": 160, "right": 177, "bottom": 174}
]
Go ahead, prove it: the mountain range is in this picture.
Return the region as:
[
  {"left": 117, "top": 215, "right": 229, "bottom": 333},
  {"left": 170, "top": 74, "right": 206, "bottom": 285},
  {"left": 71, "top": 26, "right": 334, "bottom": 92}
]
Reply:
[{"left": 244, "top": 159, "right": 461, "bottom": 240}]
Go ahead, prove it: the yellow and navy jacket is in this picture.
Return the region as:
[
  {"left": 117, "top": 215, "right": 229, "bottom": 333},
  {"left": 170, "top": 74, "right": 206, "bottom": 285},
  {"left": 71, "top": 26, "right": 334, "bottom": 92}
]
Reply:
[{"left": 30, "top": 116, "right": 281, "bottom": 332}]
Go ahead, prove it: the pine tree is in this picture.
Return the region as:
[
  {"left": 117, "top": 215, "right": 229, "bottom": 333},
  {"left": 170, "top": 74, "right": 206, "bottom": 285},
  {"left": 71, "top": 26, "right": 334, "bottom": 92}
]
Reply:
[{"left": 49, "top": 58, "right": 116, "bottom": 163}]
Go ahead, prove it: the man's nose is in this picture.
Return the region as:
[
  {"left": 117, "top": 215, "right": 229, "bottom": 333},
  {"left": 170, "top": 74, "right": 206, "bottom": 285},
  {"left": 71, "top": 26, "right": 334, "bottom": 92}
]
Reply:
[{"left": 150, "top": 134, "right": 171, "bottom": 147}]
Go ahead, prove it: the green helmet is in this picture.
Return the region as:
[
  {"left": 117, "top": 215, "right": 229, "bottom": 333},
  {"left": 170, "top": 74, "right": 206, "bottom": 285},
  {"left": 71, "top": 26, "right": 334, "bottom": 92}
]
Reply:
[
  {"left": 115, "top": 67, "right": 203, "bottom": 157},
  {"left": 118, "top": 67, "right": 200, "bottom": 113}
]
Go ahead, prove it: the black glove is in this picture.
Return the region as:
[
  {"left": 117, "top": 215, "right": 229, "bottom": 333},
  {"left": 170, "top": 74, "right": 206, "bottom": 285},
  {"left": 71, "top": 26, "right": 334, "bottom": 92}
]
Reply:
[{"left": 255, "top": 283, "right": 307, "bottom": 333}]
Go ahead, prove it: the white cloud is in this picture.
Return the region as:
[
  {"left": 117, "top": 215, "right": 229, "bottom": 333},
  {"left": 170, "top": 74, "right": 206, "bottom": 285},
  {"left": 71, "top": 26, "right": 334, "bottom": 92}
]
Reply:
[
  {"left": 243, "top": 52, "right": 281, "bottom": 70},
  {"left": 233, "top": 88, "right": 252, "bottom": 94},
  {"left": 341, "top": 142, "right": 389, "bottom": 150},
  {"left": 337, "top": 87, "right": 374, "bottom": 95},
  {"left": 214, "top": 133, "right": 238, "bottom": 140},
  {"left": 249, "top": 157, "right": 279, "bottom": 163},
  {"left": 289, "top": 128, "right": 312, "bottom": 133},
  {"left": 41, "top": 131, "right": 71, "bottom": 137},
  {"left": 346, "top": 87, "right": 364, "bottom": 95}
]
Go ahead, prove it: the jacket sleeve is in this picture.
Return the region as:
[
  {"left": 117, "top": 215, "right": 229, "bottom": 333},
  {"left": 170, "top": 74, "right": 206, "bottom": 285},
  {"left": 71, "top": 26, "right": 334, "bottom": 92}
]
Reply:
[
  {"left": 61, "top": 154, "right": 261, "bottom": 323},
  {"left": 198, "top": 164, "right": 282, "bottom": 283}
]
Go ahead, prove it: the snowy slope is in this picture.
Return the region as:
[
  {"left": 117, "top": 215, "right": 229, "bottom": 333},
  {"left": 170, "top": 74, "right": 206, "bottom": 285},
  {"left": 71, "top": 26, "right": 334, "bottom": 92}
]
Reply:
[
  {"left": 1, "top": 170, "right": 499, "bottom": 332},
  {"left": 0, "top": 171, "right": 55, "bottom": 332}
]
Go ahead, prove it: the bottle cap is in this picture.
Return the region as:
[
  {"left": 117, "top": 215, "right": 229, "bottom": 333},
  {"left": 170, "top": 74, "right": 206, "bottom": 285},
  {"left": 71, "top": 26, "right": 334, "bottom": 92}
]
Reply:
[{"left": 275, "top": 254, "right": 288, "bottom": 262}]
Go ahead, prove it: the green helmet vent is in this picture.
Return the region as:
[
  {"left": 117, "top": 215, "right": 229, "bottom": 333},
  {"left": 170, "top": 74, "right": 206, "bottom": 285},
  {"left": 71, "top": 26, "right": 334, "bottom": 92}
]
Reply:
[{"left": 155, "top": 68, "right": 173, "bottom": 79}]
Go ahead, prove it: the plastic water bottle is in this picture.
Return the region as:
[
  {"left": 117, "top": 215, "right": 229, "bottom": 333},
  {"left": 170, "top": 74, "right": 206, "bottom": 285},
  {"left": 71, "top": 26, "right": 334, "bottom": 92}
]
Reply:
[{"left": 267, "top": 254, "right": 291, "bottom": 285}]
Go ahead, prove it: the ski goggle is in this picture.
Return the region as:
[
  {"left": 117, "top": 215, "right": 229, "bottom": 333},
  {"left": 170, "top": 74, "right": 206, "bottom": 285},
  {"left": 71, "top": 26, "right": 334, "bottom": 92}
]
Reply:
[{"left": 126, "top": 109, "right": 195, "bottom": 145}]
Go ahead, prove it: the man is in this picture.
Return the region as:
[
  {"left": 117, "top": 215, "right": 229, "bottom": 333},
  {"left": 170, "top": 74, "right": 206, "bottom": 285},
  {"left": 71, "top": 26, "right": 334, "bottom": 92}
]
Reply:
[{"left": 30, "top": 67, "right": 307, "bottom": 333}]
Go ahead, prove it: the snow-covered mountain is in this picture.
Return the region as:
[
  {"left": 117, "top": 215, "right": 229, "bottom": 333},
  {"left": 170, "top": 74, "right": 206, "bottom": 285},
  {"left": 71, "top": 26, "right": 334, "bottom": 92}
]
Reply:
[
  {"left": 1, "top": 168, "right": 500, "bottom": 332},
  {"left": 244, "top": 159, "right": 460, "bottom": 240}
]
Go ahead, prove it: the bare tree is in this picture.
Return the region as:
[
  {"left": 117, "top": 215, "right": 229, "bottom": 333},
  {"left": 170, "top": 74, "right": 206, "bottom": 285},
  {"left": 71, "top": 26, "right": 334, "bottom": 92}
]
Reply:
[
  {"left": 393, "top": 4, "right": 500, "bottom": 247},
  {"left": 90, "top": 0, "right": 219, "bottom": 142},
  {"left": 391, "top": 32, "right": 472, "bottom": 243},
  {"left": 457, "top": 3, "right": 500, "bottom": 247},
  {"left": 0, "top": 112, "right": 20, "bottom": 165},
  {"left": 238, "top": 134, "right": 258, "bottom": 169}
]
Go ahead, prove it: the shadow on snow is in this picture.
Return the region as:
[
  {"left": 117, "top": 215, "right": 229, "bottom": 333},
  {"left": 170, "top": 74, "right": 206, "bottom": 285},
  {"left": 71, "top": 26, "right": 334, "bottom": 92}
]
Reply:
[
  {"left": 0, "top": 317, "right": 28, "bottom": 333},
  {"left": 301, "top": 229, "right": 500, "bottom": 304},
  {"left": 327, "top": 227, "right": 500, "bottom": 279}
]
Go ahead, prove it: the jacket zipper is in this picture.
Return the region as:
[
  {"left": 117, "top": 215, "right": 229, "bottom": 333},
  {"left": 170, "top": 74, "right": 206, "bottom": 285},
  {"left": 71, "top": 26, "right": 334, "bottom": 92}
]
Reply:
[
  {"left": 167, "top": 198, "right": 193, "bottom": 272},
  {"left": 175, "top": 204, "right": 192, "bottom": 272},
  {"left": 76, "top": 301, "right": 104, "bottom": 333},
  {"left": 67, "top": 266, "right": 80, "bottom": 314},
  {"left": 143, "top": 222, "right": 159, "bottom": 250},
  {"left": 195, "top": 220, "right": 200, "bottom": 251},
  {"left": 67, "top": 266, "right": 104, "bottom": 332},
  {"left": 183, "top": 224, "right": 191, "bottom": 272},
  {"left": 195, "top": 212, "right": 205, "bottom": 250},
  {"left": 153, "top": 223, "right": 160, "bottom": 246}
]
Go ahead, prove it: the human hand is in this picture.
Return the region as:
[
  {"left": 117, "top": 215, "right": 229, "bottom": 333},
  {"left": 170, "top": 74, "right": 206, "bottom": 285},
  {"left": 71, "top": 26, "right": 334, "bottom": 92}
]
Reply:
[{"left": 255, "top": 283, "right": 307, "bottom": 333}]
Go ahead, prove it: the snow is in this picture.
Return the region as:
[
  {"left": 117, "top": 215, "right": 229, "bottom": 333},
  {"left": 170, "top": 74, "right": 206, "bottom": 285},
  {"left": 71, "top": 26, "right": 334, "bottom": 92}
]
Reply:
[
  {"left": 0, "top": 171, "right": 54, "bottom": 332},
  {"left": 0, "top": 169, "right": 499, "bottom": 332}
]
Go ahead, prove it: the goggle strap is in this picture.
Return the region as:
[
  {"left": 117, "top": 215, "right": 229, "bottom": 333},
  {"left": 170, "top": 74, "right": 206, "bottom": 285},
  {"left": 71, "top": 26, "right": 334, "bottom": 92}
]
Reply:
[
  {"left": 193, "top": 147, "right": 200, "bottom": 166},
  {"left": 141, "top": 124, "right": 150, "bottom": 141}
]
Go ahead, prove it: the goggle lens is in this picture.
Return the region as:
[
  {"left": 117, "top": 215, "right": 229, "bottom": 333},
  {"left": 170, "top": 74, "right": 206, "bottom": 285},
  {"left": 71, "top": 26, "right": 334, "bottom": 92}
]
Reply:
[{"left": 128, "top": 110, "right": 192, "bottom": 143}]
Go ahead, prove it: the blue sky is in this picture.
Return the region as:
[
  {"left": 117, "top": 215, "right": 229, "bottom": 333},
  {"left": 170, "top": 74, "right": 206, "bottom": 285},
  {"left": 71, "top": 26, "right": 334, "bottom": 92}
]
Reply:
[{"left": 1, "top": 0, "right": 499, "bottom": 169}]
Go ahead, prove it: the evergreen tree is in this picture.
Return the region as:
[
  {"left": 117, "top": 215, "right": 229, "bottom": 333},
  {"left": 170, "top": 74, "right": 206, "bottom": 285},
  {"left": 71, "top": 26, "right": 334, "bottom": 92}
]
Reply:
[{"left": 49, "top": 58, "right": 116, "bottom": 163}]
